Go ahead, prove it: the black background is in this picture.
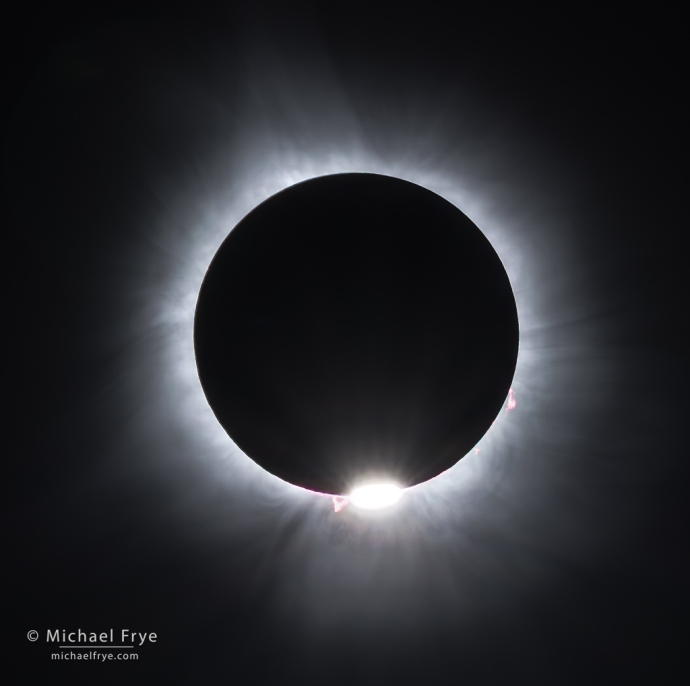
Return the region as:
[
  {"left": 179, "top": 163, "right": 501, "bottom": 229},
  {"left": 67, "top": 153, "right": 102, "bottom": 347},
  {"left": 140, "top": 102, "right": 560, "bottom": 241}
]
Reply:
[{"left": 4, "top": 3, "right": 687, "bottom": 684}]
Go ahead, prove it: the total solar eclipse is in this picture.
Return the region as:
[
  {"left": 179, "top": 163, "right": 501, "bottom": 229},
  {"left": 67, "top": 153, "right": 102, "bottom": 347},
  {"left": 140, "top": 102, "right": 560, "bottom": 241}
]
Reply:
[{"left": 194, "top": 173, "right": 519, "bottom": 495}]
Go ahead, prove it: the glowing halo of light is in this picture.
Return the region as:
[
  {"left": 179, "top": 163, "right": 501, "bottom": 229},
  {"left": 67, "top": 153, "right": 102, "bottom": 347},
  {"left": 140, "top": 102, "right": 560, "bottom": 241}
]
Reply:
[{"left": 123, "top": 47, "right": 579, "bottom": 515}]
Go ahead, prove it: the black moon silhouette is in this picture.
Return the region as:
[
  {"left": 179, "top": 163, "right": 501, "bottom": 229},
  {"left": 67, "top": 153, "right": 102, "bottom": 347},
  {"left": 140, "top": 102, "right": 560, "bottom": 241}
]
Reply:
[{"left": 194, "top": 173, "right": 518, "bottom": 495}]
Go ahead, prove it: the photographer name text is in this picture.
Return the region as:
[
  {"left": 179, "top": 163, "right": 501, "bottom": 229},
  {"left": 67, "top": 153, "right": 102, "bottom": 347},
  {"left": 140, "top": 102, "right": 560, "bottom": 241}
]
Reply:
[{"left": 45, "top": 629, "right": 156, "bottom": 646}]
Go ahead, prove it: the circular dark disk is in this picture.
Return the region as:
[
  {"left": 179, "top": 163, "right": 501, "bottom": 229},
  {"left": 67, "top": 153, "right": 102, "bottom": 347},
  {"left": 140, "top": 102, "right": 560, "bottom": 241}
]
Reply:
[{"left": 194, "top": 173, "right": 519, "bottom": 495}]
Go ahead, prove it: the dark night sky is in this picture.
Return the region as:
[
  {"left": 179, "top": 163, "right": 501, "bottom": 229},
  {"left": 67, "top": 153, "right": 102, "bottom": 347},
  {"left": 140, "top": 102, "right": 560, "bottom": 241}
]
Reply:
[{"left": 4, "top": 4, "right": 687, "bottom": 685}]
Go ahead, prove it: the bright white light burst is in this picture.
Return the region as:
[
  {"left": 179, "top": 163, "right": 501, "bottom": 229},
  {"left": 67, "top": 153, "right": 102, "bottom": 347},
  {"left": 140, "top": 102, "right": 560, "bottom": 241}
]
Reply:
[{"left": 349, "top": 484, "right": 403, "bottom": 510}]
